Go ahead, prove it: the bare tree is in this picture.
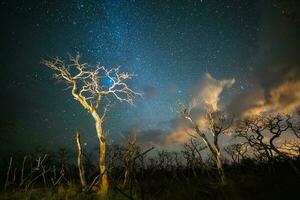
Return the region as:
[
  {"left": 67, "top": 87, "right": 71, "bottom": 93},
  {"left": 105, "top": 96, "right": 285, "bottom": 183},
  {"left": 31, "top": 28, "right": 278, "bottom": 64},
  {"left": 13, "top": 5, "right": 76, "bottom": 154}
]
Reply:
[
  {"left": 122, "top": 134, "right": 140, "bottom": 188},
  {"left": 110, "top": 135, "right": 154, "bottom": 200},
  {"left": 43, "top": 55, "right": 141, "bottom": 197},
  {"left": 235, "top": 115, "right": 273, "bottom": 161},
  {"left": 177, "top": 102, "right": 232, "bottom": 184},
  {"left": 182, "top": 138, "right": 206, "bottom": 176},
  {"left": 224, "top": 143, "right": 249, "bottom": 164},
  {"left": 206, "top": 110, "right": 232, "bottom": 183},
  {"left": 25, "top": 154, "right": 51, "bottom": 190},
  {"left": 265, "top": 115, "right": 292, "bottom": 156},
  {"left": 236, "top": 114, "right": 300, "bottom": 175},
  {"left": 235, "top": 115, "right": 295, "bottom": 160},
  {"left": 156, "top": 150, "right": 175, "bottom": 171}
]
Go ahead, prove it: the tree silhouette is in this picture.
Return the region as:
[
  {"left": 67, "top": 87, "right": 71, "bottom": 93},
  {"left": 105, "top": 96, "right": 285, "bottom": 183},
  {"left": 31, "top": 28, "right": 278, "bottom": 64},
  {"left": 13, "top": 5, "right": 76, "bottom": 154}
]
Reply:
[{"left": 235, "top": 114, "right": 300, "bottom": 175}]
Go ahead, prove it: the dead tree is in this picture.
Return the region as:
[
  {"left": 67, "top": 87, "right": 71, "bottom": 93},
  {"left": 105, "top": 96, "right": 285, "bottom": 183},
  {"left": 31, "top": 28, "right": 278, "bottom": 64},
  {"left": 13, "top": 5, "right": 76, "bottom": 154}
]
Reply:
[
  {"left": 224, "top": 143, "right": 249, "bottom": 164},
  {"left": 122, "top": 135, "right": 154, "bottom": 188},
  {"left": 265, "top": 115, "right": 291, "bottom": 156},
  {"left": 177, "top": 102, "right": 232, "bottom": 184},
  {"left": 4, "top": 153, "right": 74, "bottom": 190},
  {"left": 235, "top": 115, "right": 295, "bottom": 159},
  {"left": 236, "top": 114, "right": 300, "bottom": 175},
  {"left": 106, "top": 144, "right": 126, "bottom": 180},
  {"left": 76, "top": 132, "right": 87, "bottom": 189},
  {"left": 182, "top": 138, "right": 206, "bottom": 176},
  {"left": 156, "top": 150, "right": 175, "bottom": 171},
  {"left": 122, "top": 134, "right": 140, "bottom": 188},
  {"left": 25, "top": 154, "right": 51, "bottom": 190},
  {"left": 111, "top": 135, "right": 154, "bottom": 200},
  {"left": 265, "top": 115, "right": 300, "bottom": 175},
  {"left": 206, "top": 111, "right": 232, "bottom": 182},
  {"left": 43, "top": 55, "right": 141, "bottom": 197},
  {"left": 235, "top": 116, "right": 273, "bottom": 161}
]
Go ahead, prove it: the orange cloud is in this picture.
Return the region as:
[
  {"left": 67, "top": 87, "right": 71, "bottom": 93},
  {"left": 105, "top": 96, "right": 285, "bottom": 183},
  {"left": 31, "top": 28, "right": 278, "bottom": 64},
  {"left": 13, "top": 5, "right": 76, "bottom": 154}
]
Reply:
[
  {"left": 165, "top": 73, "right": 235, "bottom": 145},
  {"left": 190, "top": 73, "right": 235, "bottom": 111},
  {"left": 242, "top": 80, "right": 300, "bottom": 117}
]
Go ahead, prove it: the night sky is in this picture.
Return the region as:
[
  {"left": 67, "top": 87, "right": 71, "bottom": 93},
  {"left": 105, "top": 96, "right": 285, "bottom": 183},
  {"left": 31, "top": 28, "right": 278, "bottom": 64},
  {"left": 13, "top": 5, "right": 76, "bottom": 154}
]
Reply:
[{"left": 0, "top": 0, "right": 299, "bottom": 155}]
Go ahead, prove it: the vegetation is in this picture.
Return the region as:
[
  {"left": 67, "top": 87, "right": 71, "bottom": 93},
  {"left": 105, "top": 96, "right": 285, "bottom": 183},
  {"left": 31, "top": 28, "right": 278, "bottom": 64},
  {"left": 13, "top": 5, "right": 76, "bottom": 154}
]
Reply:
[{"left": 1, "top": 112, "right": 299, "bottom": 199}]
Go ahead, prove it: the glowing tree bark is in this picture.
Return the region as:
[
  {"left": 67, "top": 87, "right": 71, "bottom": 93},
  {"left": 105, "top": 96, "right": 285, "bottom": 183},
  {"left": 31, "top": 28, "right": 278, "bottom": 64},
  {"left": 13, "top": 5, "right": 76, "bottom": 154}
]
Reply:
[
  {"left": 43, "top": 55, "right": 140, "bottom": 197},
  {"left": 76, "top": 132, "right": 87, "bottom": 189},
  {"left": 206, "top": 111, "right": 232, "bottom": 184},
  {"left": 177, "top": 102, "right": 232, "bottom": 184}
]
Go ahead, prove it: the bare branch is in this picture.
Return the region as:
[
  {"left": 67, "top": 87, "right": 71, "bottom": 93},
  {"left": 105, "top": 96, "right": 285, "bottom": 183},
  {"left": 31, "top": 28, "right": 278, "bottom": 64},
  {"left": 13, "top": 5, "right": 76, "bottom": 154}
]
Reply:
[
  {"left": 4, "top": 157, "right": 13, "bottom": 191},
  {"left": 43, "top": 54, "right": 141, "bottom": 113}
]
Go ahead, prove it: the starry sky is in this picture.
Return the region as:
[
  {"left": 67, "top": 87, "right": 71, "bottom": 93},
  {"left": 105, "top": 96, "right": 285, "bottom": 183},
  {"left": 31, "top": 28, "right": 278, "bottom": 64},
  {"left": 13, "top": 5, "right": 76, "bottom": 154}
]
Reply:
[{"left": 0, "top": 0, "right": 299, "bottom": 155}]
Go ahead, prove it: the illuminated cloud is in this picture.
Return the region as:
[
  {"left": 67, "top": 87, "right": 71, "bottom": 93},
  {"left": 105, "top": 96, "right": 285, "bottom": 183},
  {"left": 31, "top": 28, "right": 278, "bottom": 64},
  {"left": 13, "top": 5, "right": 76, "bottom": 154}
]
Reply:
[
  {"left": 238, "top": 3, "right": 300, "bottom": 117},
  {"left": 190, "top": 73, "right": 235, "bottom": 111},
  {"left": 165, "top": 71, "right": 300, "bottom": 146},
  {"left": 165, "top": 73, "right": 235, "bottom": 144},
  {"left": 164, "top": 118, "right": 192, "bottom": 145},
  {"left": 268, "top": 80, "right": 300, "bottom": 113},
  {"left": 165, "top": 117, "right": 208, "bottom": 145},
  {"left": 229, "top": 79, "right": 300, "bottom": 118}
]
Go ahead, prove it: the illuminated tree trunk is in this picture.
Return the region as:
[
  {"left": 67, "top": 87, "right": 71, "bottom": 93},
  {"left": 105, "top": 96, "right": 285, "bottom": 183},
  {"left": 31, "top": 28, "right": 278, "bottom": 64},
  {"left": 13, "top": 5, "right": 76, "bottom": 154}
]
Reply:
[
  {"left": 92, "top": 111, "right": 109, "bottom": 197},
  {"left": 203, "top": 136, "right": 225, "bottom": 184},
  {"left": 215, "top": 151, "right": 225, "bottom": 183},
  {"left": 196, "top": 125, "right": 225, "bottom": 184},
  {"left": 123, "top": 169, "right": 130, "bottom": 187},
  {"left": 214, "top": 134, "right": 225, "bottom": 184},
  {"left": 44, "top": 55, "right": 141, "bottom": 198},
  {"left": 76, "top": 132, "right": 87, "bottom": 189}
]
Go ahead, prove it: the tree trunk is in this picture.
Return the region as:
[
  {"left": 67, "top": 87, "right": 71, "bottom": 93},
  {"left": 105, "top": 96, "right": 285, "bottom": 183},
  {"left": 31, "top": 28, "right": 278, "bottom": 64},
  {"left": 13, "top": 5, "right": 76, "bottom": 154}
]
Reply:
[
  {"left": 123, "top": 168, "right": 129, "bottom": 187},
  {"left": 215, "top": 151, "right": 225, "bottom": 184},
  {"left": 92, "top": 111, "right": 109, "bottom": 198},
  {"left": 214, "top": 134, "right": 225, "bottom": 184},
  {"left": 197, "top": 124, "right": 225, "bottom": 184},
  {"left": 76, "top": 132, "right": 87, "bottom": 189}
]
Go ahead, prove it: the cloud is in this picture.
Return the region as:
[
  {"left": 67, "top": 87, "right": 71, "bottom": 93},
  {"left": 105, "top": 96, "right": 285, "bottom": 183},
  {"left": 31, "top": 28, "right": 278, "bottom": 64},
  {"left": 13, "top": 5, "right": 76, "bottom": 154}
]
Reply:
[
  {"left": 138, "top": 4, "right": 300, "bottom": 147},
  {"left": 190, "top": 73, "right": 235, "bottom": 111},
  {"left": 165, "top": 69, "right": 300, "bottom": 145},
  {"left": 269, "top": 80, "right": 300, "bottom": 113},
  {"left": 164, "top": 117, "right": 209, "bottom": 145},
  {"left": 164, "top": 118, "right": 193, "bottom": 144},
  {"left": 165, "top": 73, "right": 235, "bottom": 145},
  {"left": 227, "top": 4, "right": 300, "bottom": 117},
  {"left": 236, "top": 80, "right": 300, "bottom": 117}
]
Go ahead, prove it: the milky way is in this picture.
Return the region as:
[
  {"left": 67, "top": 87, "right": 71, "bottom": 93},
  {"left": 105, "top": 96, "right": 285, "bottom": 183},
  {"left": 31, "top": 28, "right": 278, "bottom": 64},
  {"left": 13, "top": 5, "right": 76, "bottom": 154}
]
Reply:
[{"left": 0, "top": 1, "right": 299, "bottom": 154}]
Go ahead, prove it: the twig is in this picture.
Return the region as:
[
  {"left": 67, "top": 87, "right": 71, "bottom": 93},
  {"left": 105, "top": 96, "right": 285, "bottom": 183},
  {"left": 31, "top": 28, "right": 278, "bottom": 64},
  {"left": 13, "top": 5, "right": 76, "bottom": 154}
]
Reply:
[
  {"left": 19, "top": 156, "right": 27, "bottom": 187},
  {"left": 4, "top": 157, "right": 13, "bottom": 191},
  {"left": 87, "top": 174, "right": 100, "bottom": 192},
  {"left": 113, "top": 185, "right": 135, "bottom": 200}
]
